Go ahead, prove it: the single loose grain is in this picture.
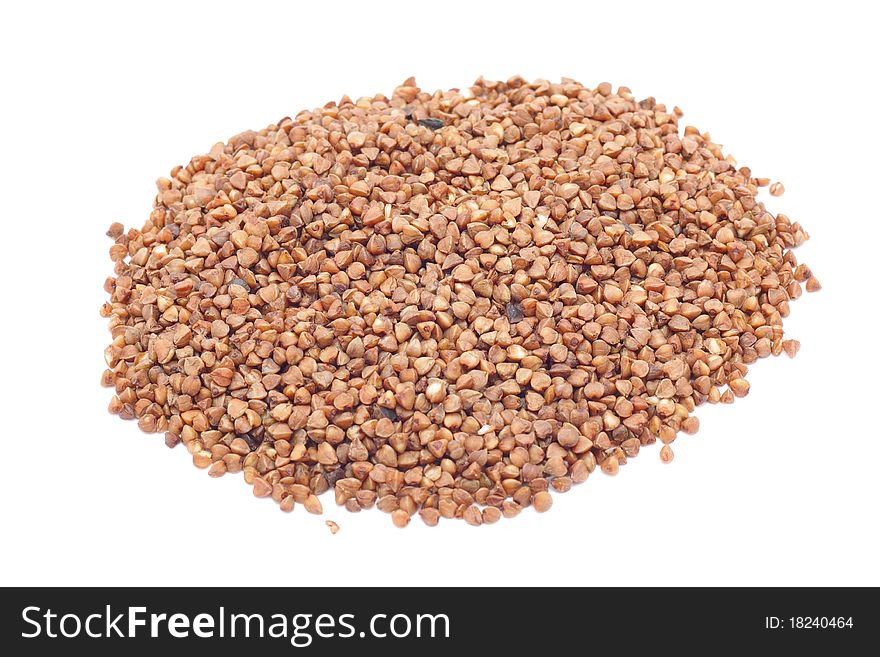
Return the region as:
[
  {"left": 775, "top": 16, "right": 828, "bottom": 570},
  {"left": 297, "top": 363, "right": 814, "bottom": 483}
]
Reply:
[{"left": 101, "top": 77, "right": 815, "bottom": 527}]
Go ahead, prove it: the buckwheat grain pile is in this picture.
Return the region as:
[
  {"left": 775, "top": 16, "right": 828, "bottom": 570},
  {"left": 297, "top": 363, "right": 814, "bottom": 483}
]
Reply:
[{"left": 101, "top": 77, "right": 818, "bottom": 526}]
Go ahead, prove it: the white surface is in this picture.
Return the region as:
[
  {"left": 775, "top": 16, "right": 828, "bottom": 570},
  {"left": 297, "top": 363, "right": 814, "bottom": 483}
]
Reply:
[{"left": 2, "top": 0, "right": 878, "bottom": 587}]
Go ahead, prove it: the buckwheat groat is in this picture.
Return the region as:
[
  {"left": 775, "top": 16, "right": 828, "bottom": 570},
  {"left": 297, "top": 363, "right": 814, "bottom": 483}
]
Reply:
[{"left": 101, "top": 77, "right": 814, "bottom": 526}]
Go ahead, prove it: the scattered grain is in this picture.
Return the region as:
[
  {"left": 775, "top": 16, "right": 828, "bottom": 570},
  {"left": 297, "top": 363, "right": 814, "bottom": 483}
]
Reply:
[{"left": 102, "top": 76, "right": 816, "bottom": 527}]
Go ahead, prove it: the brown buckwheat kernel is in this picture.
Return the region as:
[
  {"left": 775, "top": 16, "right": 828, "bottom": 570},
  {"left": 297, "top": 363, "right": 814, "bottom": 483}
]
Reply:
[{"left": 101, "top": 77, "right": 814, "bottom": 527}]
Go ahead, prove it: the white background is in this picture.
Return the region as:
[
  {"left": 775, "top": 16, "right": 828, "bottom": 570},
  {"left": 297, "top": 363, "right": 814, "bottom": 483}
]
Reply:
[{"left": 2, "top": 0, "right": 878, "bottom": 587}]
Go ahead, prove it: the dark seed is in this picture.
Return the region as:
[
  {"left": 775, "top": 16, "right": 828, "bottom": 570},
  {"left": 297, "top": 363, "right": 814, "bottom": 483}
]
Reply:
[
  {"left": 325, "top": 467, "right": 346, "bottom": 486},
  {"left": 418, "top": 118, "right": 444, "bottom": 130},
  {"left": 506, "top": 301, "right": 524, "bottom": 323},
  {"left": 242, "top": 432, "right": 262, "bottom": 451},
  {"left": 378, "top": 406, "right": 398, "bottom": 421}
]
